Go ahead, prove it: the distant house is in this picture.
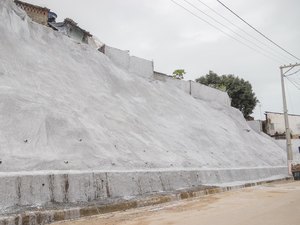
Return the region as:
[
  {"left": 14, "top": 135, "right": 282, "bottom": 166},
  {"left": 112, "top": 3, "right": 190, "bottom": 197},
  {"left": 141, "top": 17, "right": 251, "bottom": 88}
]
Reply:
[
  {"left": 265, "top": 111, "right": 300, "bottom": 139},
  {"left": 49, "top": 18, "right": 92, "bottom": 44},
  {"left": 14, "top": 0, "right": 57, "bottom": 26},
  {"left": 14, "top": 1, "right": 95, "bottom": 45}
]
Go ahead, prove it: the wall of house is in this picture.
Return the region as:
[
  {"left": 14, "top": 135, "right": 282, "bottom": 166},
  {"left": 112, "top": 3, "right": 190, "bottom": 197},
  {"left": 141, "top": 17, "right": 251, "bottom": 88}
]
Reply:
[
  {"left": 15, "top": 3, "right": 48, "bottom": 25},
  {"left": 266, "top": 113, "right": 300, "bottom": 138},
  {"left": 68, "top": 25, "right": 85, "bottom": 43}
]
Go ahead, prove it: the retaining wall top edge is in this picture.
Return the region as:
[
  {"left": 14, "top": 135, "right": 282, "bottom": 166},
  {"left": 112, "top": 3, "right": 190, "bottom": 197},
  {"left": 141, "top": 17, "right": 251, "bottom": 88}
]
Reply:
[{"left": 0, "top": 166, "right": 288, "bottom": 177}]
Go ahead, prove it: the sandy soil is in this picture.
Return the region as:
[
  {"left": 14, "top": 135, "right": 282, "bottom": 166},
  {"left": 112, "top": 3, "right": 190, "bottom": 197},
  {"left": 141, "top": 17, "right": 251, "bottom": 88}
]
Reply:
[{"left": 55, "top": 181, "right": 300, "bottom": 225}]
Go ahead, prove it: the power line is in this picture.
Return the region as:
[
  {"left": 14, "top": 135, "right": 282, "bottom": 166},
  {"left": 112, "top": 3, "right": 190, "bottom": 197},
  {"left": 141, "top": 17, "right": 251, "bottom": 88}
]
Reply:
[
  {"left": 180, "top": 0, "right": 289, "bottom": 63},
  {"left": 290, "top": 76, "right": 300, "bottom": 86},
  {"left": 194, "top": 0, "right": 294, "bottom": 63},
  {"left": 217, "top": 0, "right": 300, "bottom": 61},
  {"left": 286, "top": 80, "right": 295, "bottom": 113},
  {"left": 286, "top": 76, "right": 300, "bottom": 90},
  {"left": 170, "top": 0, "right": 282, "bottom": 63},
  {"left": 296, "top": 74, "right": 300, "bottom": 85},
  {"left": 283, "top": 65, "right": 296, "bottom": 75},
  {"left": 283, "top": 66, "right": 300, "bottom": 85},
  {"left": 285, "top": 68, "right": 300, "bottom": 77}
]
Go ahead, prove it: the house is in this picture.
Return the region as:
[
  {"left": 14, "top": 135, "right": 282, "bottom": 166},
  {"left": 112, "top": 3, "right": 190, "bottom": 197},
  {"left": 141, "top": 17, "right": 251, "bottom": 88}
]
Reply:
[
  {"left": 49, "top": 18, "right": 92, "bottom": 44},
  {"left": 265, "top": 111, "right": 300, "bottom": 139},
  {"left": 14, "top": 1, "right": 95, "bottom": 45},
  {"left": 14, "top": 0, "right": 57, "bottom": 25}
]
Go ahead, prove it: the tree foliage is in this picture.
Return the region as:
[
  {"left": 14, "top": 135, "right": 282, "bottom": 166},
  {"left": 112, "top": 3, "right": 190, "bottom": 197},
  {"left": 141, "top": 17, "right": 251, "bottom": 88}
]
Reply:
[
  {"left": 172, "top": 69, "right": 186, "bottom": 80},
  {"left": 196, "top": 71, "right": 258, "bottom": 118}
]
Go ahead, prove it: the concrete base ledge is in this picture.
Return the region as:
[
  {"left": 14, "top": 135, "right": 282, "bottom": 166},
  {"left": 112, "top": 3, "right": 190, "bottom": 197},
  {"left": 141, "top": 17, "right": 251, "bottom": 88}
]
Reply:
[
  {"left": 0, "top": 177, "right": 293, "bottom": 225},
  {"left": 0, "top": 167, "right": 288, "bottom": 216}
]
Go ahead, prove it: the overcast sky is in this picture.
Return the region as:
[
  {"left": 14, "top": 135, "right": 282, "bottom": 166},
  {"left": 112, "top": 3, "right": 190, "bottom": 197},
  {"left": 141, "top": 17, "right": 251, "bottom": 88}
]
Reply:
[{"left": 26, "top": 0, "right": 300, "bottom": 119}]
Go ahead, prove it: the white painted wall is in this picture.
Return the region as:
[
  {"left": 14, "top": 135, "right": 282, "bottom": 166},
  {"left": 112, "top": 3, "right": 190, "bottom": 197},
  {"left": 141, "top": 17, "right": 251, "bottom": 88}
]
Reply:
[
  {"left": 104, "top": 46, "right": 153, "bottom": 78},
  {"left": 190, "top": 81, "right": 231, "bottom": 107},
  {"left": 153, "top": 73, "right": 231, "bottom": 106},
  {"left": 129, "top": 56, "right": 153, "bottom": 78},
  {"left": 104, "top": 45, "right": 130, "bottom": 70},
  {"left": 266, "top": 113, "right": 300, "bottom": 137}
]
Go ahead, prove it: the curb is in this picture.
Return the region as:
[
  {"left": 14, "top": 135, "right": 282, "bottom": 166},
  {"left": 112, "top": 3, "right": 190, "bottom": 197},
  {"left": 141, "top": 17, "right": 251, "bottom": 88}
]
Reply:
[{"left": 0, "top": 177, "right": 293, "bottom": 225}]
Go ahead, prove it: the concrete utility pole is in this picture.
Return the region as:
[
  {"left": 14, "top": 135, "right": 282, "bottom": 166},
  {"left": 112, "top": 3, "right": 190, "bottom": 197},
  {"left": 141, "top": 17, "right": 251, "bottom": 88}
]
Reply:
[{"left": 280, "top": 63, "right": 300, "bottom": 175}]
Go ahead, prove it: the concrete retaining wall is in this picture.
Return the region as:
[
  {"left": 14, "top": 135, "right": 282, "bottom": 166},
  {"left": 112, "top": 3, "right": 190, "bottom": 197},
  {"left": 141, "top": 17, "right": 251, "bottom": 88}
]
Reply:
[
  {"left": 104, "top": 46, "right": 153, "bottom": 78},
  {"left": 0, "top": 177, "right": 292, "bottom": 225},
  {"left": 0, "top": 167, "right": 287, "bottom": 214},
  {"left": 104, "top": 45, "right": 130, "bottom": 70},
  {"left": 153, "top": 73, "right": 231, "bottom": 106},
  {"left": 190, "top": 81, "right": 231, "bottom": 106},
  {"left": 129, "top": 56, "right": 153, "bottom": 78},
  {"left": 164, "top": 76, "right": 191, "bottom": 95},
  {"left": 247, "top": 120, "right": 263, "bottom": 133},
  {"left": 103, "top": 46, "right": 228, "bottom": 106}
]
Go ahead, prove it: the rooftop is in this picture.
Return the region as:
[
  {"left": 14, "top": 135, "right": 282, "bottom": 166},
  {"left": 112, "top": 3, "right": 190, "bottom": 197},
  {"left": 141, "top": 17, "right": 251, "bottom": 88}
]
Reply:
[
  {"left": 64, "top": 18, "right": 92, "bottom": 37},
  {"left": 265, "top": 111, "right": 300, "bottom": 117},
  {"left": 14, "top": 0, "right": 49, "bottom": 12}
]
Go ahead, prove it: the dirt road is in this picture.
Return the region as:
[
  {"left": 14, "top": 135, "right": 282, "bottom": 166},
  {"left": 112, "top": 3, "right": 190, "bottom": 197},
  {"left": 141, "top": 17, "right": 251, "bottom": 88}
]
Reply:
[{"left": 56, "top": 181, "right": 300, "bottom": 225}]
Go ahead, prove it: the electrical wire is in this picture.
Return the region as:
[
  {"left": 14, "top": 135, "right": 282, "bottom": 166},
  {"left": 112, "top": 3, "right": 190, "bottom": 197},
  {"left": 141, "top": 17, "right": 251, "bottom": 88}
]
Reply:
[
  {"left": 180, "top": 0, "right": 289, "bottom": 63},
  {"left": 283, "top": 65, "right": 296, "bottom": 75},
  {"left": 285, "top": 68, "right": 300, "bottom": 77},
  {"left": 217, "top": 0, "right": 300, "bottom": 61},
  {"left": 286, "top": 80, "right": 295, "bottom": 113},
  {"left": 286, "top": 76, "right": 300, "bottom": 90},
  {"left": 291, "top": 76, "right": 300, "bottom": 86},
  {"left": 170, "top": 0, "right": 282, "bottom": 64},
  {"left": 283, "top": 65, "right": 300, "bottom": 87},
  {"left": 296, "top": 74, "right": 300, "bottom": 85},
  {"left": 194, "top": 0, "right": 294, "bottom": 63}
]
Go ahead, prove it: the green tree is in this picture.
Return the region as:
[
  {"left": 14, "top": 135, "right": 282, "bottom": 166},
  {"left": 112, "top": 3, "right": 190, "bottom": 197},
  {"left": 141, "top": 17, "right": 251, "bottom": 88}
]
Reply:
[
  {"left": 172, "top": 69, "right": 186, "bottom": 80},
  {"left": 196, "top": 71, "right": 258, "bottom": 118}
]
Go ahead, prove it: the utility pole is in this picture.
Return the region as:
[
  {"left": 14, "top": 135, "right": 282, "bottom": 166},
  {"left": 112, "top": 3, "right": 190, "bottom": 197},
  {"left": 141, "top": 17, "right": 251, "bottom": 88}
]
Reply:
[{"left": 280, "top": 62, "right": 300, "bottom": 175}]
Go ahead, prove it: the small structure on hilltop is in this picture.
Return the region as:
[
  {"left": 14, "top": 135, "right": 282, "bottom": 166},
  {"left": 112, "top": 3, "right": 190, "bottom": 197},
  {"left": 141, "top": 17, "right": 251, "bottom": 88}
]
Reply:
[
  {"left": 49, "top": 18, "right": 92, "bottom": 44},
  {"left": 14, "top": 1, "right": 94, "bottom": 45},
  {"left": 14, "top": 0, "right": 57, "bottom": 25},
  {"left": 264, "top": 111, "right": 300, "bottom": 139}
]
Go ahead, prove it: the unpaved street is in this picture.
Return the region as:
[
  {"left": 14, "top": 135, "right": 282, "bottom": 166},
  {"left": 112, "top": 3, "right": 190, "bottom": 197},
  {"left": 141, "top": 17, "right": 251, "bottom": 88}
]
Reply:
[{"left": 57, "top": 181, "right": 300, "bottom": 225}]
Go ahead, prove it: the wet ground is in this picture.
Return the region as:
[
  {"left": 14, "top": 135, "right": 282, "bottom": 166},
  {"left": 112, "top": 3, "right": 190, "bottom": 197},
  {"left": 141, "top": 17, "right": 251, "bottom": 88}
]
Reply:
[{"left": 55, "top": 181, "right": 300, "bottom": 225}]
